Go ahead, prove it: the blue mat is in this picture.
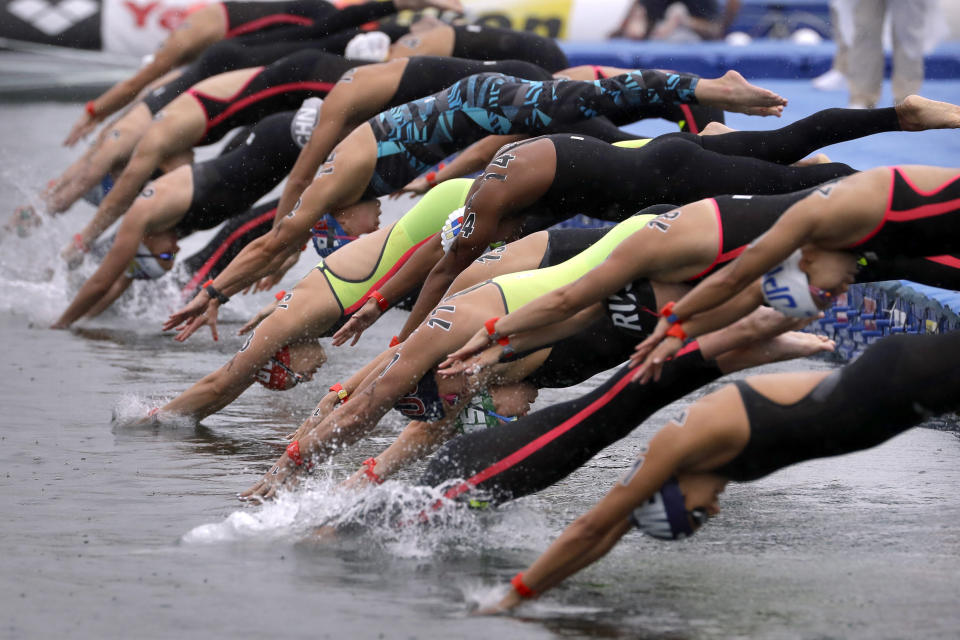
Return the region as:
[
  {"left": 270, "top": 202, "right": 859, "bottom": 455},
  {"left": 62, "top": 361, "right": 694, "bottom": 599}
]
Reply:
[{"left": 563, "top": 40, "right": 960, "bottom": 80}]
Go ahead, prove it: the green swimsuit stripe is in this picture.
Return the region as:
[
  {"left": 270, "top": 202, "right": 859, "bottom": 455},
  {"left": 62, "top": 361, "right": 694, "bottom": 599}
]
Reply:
[
  {"left": 315, "top": 178, "right": 473, "bottom": 314},
  {"left": 492, "top": 213, "right": 656, "bottom": 312}
]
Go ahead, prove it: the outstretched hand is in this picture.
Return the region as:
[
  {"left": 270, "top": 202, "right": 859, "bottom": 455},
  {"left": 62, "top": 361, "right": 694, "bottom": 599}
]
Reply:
[
  {"left": 238, "top": 453, "right": 302, "bottom": 502},
  {"left": 331, "top": 299, "right": 381, "bottom": 346},
  {"left": 629, "top": 317, "right": 684, "bottom": 384},
  {"left": 64, "top": 112, "right": 98, "bottom": 147},
  {"left": 437, "top": 328, "right": 492, "bottom": 371},
  {"left": 163, "top": 294, "right": 220, "bottom": 342},
  {"left": 437, "top": 342, "right": 500, "bottom": 377},
  {"left": 60, "top": 241, "right": 85, "bottom": 270}
]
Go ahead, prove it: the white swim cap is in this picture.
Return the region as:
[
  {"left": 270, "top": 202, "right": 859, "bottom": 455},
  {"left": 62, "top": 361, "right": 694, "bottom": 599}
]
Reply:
[
  {"left": 761, "top": 249, "right": 820, "bottom": 318},
  {"left": 345, "top": 31, "right": 391, "bottom": 62},
  {"left": 290, "top": 97, "right": 323, "bottom": 148}
]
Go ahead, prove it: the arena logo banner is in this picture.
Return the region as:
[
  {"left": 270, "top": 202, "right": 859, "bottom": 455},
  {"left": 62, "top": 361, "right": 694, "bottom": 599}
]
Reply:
[{"left": 1, "top": 0, "right": 102, "bottom": 48}]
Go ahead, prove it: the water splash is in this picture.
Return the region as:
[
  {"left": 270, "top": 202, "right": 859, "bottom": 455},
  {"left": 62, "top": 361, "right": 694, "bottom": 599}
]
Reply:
[{"left": 182, "top": 471, "right": 556, "bottom": 559}]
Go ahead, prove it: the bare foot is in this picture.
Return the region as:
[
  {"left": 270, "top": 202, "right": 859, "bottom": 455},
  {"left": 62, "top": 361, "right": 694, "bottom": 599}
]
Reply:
[
  {"left": 766, "top": 331, "right": 835, "bottom": 360},
  {"left": 895, "top": 95, "right": 960, "bottom": 131},
  {"left": 717, "top": 331, "right": 834, "bottom": 371},
  {"left": 698, "top": 70, "right": 788, "bottom": 117},
  {"left": 792, "top": 153, "right": 831, "bottom": 167}
]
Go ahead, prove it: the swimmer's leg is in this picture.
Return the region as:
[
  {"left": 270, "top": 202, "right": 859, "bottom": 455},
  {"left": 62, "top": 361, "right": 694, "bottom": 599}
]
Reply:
[{"left": 691, "top": 99, "right": 960, "bottom": 164}]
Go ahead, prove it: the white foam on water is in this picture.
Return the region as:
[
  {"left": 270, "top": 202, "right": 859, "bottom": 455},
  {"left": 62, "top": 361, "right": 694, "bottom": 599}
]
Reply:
[{"left": 181, "top": 471, "right": 558, "bottom": 559}]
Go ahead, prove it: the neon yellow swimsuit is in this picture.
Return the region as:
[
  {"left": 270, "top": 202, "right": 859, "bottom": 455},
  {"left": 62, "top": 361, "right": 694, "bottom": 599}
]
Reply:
[
  {"left": 492, "top": 213, "right": 655, "bottom": 312},
  {"left": 613, "top": 139, "right": 653, "bottom": 149},
  {"left": 315, "top": 178, "right": 472, "bottom": 314}
]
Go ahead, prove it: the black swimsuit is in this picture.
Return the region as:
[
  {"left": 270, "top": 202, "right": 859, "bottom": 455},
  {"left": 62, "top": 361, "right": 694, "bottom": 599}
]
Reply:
[
  {"left": 451, "top": 24, "right": 569, "bottom": 72},
  {"left": 176, "top": 103, "right": 317, "bottom": 236},
  {"left": 715, "top": 331, "right": 960, "bottom": 482},
  {"left": 848, "top": 167, "right": 960, "bottom": 259},
  {"left": 390, "top": 57, "right": 553, "bottom": 105},
  {"left": 185, "top": 50, "right": 360, "bottom": 145},
  {"left": 221, "top": 0, "right": 397, "bottom": 40}
]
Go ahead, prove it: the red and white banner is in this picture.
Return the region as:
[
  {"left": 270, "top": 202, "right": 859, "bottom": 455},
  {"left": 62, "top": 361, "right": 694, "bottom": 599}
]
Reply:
[{"left": 101, "top": 0, "right": 214, "bottom": 56}]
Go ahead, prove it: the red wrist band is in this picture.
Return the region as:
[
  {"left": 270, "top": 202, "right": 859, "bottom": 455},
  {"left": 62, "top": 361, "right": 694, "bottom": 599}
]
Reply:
[
  {"left": 286, "top": 440, "right": 304, "bottom": 466},
  {"left": 362, "top": 457, "right": 383, "bottom": 484},
  {"left": 389, "top": 335, "right": 400, "bottom": 348},
  {"left": 274, "top": 290, "right": 286, "bottom": 301},
  {"left": 425, "top": 171, "right": 437, "bottom": 187},
  {"left": 73, "top": 233, "right": 87, "bottom": 252},
  {"left": 484, "top": 317, "right": 510, "bottom": 346},
  {"left": 85, "top": 101, "right": 96, "bottom": 118},
  {"left": 329, "top": 382, "right": 348, "bottom": 402},
  {"left": 666, "top": 322, "right": 688, "bottom": 341},
  {"left": 511, "top": 572, "right": 535, "bottom": 598},
  {"left": 369, "top": 289, "right": 388, "bottom": 312},
  {"left": 660, "top": 301, "right": 681, "bottom": 325}
]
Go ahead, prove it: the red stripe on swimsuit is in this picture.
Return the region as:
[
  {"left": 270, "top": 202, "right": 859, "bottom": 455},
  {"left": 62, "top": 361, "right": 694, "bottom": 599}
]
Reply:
[
  {"left": 181, "top": 208, "right": 277, "bottom": 297},
  {"left": 226, "top": 14, "right": 313, "bottom": 38},
  {"left": 440, "top": 342, "right": 702, "bottom": 503}
]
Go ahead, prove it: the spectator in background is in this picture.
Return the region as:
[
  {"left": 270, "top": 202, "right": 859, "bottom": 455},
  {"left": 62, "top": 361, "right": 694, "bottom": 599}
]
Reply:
[
  {"left": 812, "top": 0, "right": 851, "bottom": 91},
  {"left": 847, "top": 0, "right": 940, "bottom": 107},
  {"left": 609, "top": 0, "right": 741, "bottom": 41}
]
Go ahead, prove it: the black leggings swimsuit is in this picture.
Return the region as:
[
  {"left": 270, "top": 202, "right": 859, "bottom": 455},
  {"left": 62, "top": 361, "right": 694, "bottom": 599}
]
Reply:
[
  {"left": 530, "top": 105, "right": 903, "bottom": 224},
  {"left": 715, "top": 331, "right": 960, "bottom": 482},
  {"left": 175, "top": 109, "right": 306, "bottom": 237},
  {"left": 181, "top": 49, "right": 360, "bottom": 145},
  {"left": 419, "top": 345, "right": 724, "bottom": 505}
]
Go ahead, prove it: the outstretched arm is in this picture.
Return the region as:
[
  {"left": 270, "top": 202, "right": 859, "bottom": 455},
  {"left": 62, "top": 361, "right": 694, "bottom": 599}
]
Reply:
[
  {"left": 64, "top": 9, "right": 222, "bottom": 146},
  {"left": 333, "top": 235, "right": 445, "bottom": 346},
  {"left": 52, "top": 216, "right": 148, "bottom": 328},
  {"left": 479, "top": 426, "right": 690, "bottom": 613},
  {"left": 631, "top": 281, "right": 765, "bottom": 383}
]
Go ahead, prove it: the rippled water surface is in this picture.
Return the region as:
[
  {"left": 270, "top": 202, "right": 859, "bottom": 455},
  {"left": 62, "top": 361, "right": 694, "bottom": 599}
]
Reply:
[{"left": 2, "top": 86, "right": 960, "bottom": 639}]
